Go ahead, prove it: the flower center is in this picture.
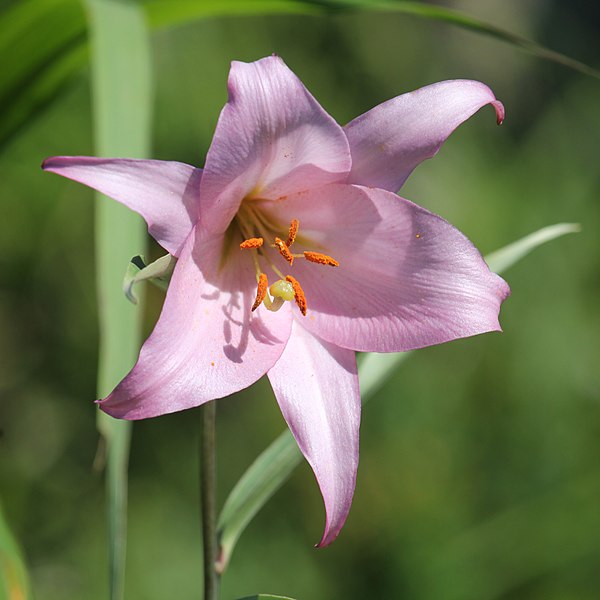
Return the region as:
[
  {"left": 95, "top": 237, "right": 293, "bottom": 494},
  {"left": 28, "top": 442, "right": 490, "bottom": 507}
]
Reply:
[{"left": 235, "top": 204, "right": 338, "bottom": 316}]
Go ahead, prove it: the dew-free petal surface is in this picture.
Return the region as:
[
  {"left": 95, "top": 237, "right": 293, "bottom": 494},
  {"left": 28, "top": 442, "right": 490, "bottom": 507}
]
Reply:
[
  {"left": 345, "top": 80, "right": 504, "bottom": 192},
  {"left": 268, "top": 322, "right": 360, "bottom": 547},
  {"left": 99, "top": 226, "right": 293, "bottom": 419},
  {"left": 43, "top": 156, "right": 202, "bottom": 256},
  {"left": 199, "top": 56, "right": 351, "bottom": 234},
  {"left": 266, "top": 184, "right": 509, "bottom": 352}
]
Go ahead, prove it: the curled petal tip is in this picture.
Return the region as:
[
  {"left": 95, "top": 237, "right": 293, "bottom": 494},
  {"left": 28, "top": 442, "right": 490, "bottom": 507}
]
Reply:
[
  {"left": 41, "top": 156, "right": 59, "bottom": 170},
  {"left": 315, "top": 529, "right": 340, "bottom": 549},
  {"left": 492, "top": 99, "right": 505, "bottom": 125}
]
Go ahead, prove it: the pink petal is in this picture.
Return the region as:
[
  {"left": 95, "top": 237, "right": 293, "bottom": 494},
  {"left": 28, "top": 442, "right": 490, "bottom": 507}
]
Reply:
[
  {"left": 99, "top": 226, "right": 292, "bottom": 419},
  {"left": 199, "top": 56, "right": 351, "bottom": 234},
  {"left": 268, "top": 322, "right": 360, "bottom": 547},
  {"left": 42, "top": 156, "right": 202, "bottom": 256},
  {"left": 265, "top": 184, "right": 509, "bottom": 352},
  {"left": 345, "top": 80, "right": 504, "bottom": 192}
]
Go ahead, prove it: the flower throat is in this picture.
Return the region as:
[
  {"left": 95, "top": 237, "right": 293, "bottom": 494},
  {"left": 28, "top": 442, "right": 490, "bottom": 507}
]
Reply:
[{"left": 236, "top": 206, "right": 339, "bottom": 316}]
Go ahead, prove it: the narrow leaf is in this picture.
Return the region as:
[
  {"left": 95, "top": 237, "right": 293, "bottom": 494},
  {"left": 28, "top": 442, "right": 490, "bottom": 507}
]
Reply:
[
  {"left": 3, "top": 1, "right": 598, "bottom": 150},
  {"left": 216, "top": 432, "right": 303, "bottom": 574},
  {"left": 216, "top": 222, "right": 580, "bottom": 572},
  {"left": 145, "top": 0, "right": 600, "bottom": 80},
  {"left": 84, "top": 0, "right": 152, "bottom": 598},
  {"left": 0, "top": 0, "right": 87, "bottom": 148},
  {"left": 0, "top": 43, "right": 88, "bottom": 147},
  {"left": 123, "top": 254, "right": 176, "bottom": 305},
  {"left": 0, "top": 0, "right": 84, "bottom": 100},
  {"left": 0, "top": 504, "right": 31, "bottom": 600},
  {"left": 307, "top": 0, "right": 600, "bottom": 79},
  {"left": 236, "top": 596, "right": 297, "bottom": 600},
  {"left": 144, "top": 0, "right": 321, "bottom": 28},
  {"left": 485, "top": 223, "right": 580, "bottom": 274}
]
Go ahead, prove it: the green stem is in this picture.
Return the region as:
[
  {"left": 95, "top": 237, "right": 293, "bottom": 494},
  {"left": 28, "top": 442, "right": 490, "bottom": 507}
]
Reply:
[
  {"left": 84, "top": 1, "right": 151, "bottom": 598},
  {"left": 200, "top": 401, "right": 219, "bottom": 600}
]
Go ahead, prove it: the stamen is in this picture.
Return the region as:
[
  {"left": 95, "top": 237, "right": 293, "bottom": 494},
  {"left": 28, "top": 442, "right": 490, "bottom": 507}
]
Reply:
[
  {"left": 240, "top": 237, "right": 263, "bottom": 250},
  {"left": 274, "top": 237, "right": 294, "bottom": 265},
  {"left": 252, "top": 273, "right": 268, "bottom": 311},
  {"left": 303, "top": 251, "right": 339, "bottom": 267},
  {"left": 286, "top": 219, "right": 299, "bottom": 247},
  {"left": 285, "top": 276, "right": 307, "bottom": 316}
]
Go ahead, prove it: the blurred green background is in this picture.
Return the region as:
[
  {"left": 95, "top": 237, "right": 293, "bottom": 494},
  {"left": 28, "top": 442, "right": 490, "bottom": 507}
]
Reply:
[{"left": 1, "top": 1, "right": 599, "bottom": 598}]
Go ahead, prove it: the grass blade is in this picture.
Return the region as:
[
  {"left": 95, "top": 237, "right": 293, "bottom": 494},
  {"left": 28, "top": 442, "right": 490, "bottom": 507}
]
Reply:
[
  {"left": 144, "top": 0, "right": 321, "bottom": 28},
  {"left": 216, "top": 431, "right": 303, "bottom": 574},
  {"left": 2, "top": 0, "right": 598, "bottom": 149},
  {"left": 216, "top": 222, "right": 580, "bottom": 572},
  {"left": 0, "top": 0, "right": 87, "bottom": 147},
  {"left": 84, "top": 0, "right": 152, "bottom": 598},
  {"left": 0, "top": 503, "right": 31, "bottom": 600},
  {"left": 485, "top": 223, "right": 581, "bottom": 274},
  {"left": 306, "top": 0, "right": 600, "bottom": 79},
  {"left": 145, "top": 0, "right": 600, "bottom": 80},
  {"left": 236, "top": 596, "right": 297, "bottom": 600}
]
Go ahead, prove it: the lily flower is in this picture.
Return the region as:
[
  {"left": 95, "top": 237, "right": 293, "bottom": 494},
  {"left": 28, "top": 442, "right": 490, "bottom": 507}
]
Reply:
[{"left": 43, "top": 56, "right": 509, "bottom": 546}]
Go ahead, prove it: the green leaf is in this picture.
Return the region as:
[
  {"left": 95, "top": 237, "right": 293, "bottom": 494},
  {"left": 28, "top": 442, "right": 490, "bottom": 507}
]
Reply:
[
  {"left": 0, "top": 0, "right": 87, "bottom": 147},
  {"left": 484, "top": 223, "right": 581, "bottom": 274},
  {"left": 145, "top": 0, "right": 600, "bottom": 80},
  {"left": 216, "top": 222, "right": 580, "bottom": 573},
  {"left": 236, "top": 595, "right": 297, "bottom": 600},
  {"left": 0, "top": 503, "right": 31, "bottom": 600},
  {"left": 123, "top": 254, "right": 176, "bottom": 304},
  {"left": 216, "top": 430, "right": 303, "bottom": 574},
  {"left": 84, "top": 0, "right": 152, "bottom": 598},
  {"left": 2, "top": 0, "right": 599, "bottom": 149},
  {"left": 306, "top": 0, "right": 600, "bottom": 79},
  {"left": 144, "top": 0, "right": 322, "bottom": 28}
]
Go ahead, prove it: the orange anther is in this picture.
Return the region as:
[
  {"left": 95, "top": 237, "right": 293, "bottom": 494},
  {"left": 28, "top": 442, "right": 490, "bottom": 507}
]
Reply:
[
  {"left": 286, "top": 219, "right": 299, "bottom": 247},
  {"left": 303, "top": 251, "right": 339, "bottom": 267},
  {"left": 274, "top": 237, "right": 294, "bottom": 265},
  {"left": 285, "top": 276, "right": 307, "bottom": 316},
  {"left": 240, "top": 237, "right": 263, "bottom": 250},
  {"left": 252, "top": 273, "right": 268, "bottom": 311}
]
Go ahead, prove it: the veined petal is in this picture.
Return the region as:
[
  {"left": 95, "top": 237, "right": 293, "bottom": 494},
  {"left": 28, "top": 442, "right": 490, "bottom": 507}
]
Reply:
[
  {"left": 268, "top": 322, "right": 360, "bottom": 547},
  {"left": 42, "top": 156, "right": 202, "bottom": 256},
  {"left": 345, "top": 80, "right": 504, "bottom": 192},
  {"left": 199, "top": 56, "right": 352, "bottom": 234},
  {"left": 266, "top": 184, "right": 510, "bottom": 352},
  {"left": 99, "top": 226, "right": 292, "bottom": 419}
]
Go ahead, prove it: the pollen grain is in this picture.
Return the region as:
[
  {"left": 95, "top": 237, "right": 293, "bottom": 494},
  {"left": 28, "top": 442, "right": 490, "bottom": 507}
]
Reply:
[
  {"left": 240, "top": 237, "right": 263, "bottom": 250},
  {"left": 252, "top": 273, "right": 268, "bottom": 311},
  {"left": 275, "top": 237, "right": 294, "bottom": 265},
  {"left": 285, "top": 275, "right": 307, "bottom": 316},
  {"left": 303, "top": 251, "right": 339, "bottom": 267}
]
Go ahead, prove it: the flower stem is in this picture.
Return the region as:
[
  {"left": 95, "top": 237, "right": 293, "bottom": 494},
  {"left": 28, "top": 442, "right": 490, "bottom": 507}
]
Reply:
[{"left": 200, "top": 401, "right": 219, "bottom": 600}]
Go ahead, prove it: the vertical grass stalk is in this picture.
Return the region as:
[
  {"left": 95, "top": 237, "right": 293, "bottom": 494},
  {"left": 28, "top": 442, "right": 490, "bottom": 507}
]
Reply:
[{"left": 84, "top": 1, "right": 152, "bottom": 598}]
